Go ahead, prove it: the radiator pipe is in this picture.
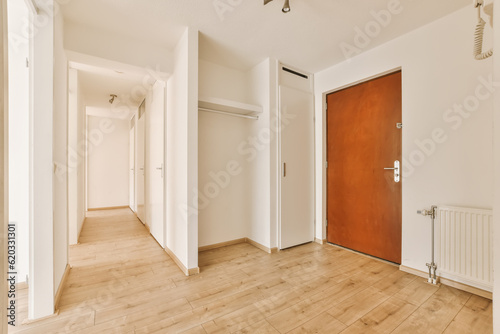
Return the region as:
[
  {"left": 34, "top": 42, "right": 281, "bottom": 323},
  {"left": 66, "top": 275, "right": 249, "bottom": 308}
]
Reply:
[
  {"left": 418, "top": 206, "right": 438, "bottom": 284},
  {"left": 426, "top": 260, "right": 432, "bottom": 284},
  {"left": 430, "top": 205, "right": 438, "bottom": 284}
]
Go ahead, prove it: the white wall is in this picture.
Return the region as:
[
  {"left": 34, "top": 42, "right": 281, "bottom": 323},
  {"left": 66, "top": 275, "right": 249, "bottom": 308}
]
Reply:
[
  {"left": 87, "top": 115, "right": 129, "bottom": 209},
  {"left": 492, "top": 0, "right": 499, "bottom": 332},
  {"left": 247, "top": 59, "right": 273, "bottom": 248},
  {"left": 64, "top": 21, "right": 172, "bottom": 74},
  {"left": 77, "top": 75, "right": 86, "bottom": 232},
  {"left": 53, "top": 10, "right": 68, "bottom": 297},
  {"left": 7, "top": 0, "right": 29, "bottom": 283},
  {"left": 186, "top": 29, "right": 199, "bottom": 270},
  {"left": 18, "top": 3, "right": 69, "bottom": 315},
  {"left": 29, "top": 1, "right": 55, "bottom": 319},
  {"left": 68, "top": 68, "right": 87, "bottom": 245},
  {"left": 198, "top": 60, "right": 252, "bottom": 247},
  {"left": 166, "top": 27, "right": 198, "bottom": 271},
  {"left": 315, "top": 7, "right": 493, "bottom": 273},
  {"left": 197, "top": 59, "right": 280, "bottom": 250},
  {"left": 1, "top": 0, "right": 8, "bottom": 331},
  {"left": 68, "top": 69, "right": 78, "bottom": 245},
  {"left": 199, "top": 60, "right": 249, "bottom": 102}
]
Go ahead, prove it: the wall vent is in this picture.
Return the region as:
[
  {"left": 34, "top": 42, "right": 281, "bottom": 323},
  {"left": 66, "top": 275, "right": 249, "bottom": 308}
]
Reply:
[{"left": 282, "top": 66, "right": 308, "bottom": 79}]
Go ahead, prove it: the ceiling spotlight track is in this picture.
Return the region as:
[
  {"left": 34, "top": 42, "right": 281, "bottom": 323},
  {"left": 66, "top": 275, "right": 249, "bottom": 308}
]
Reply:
[
  {"left": 264, "top": 0, "right": 291, "bottom": 13},
  {"left": 109, "top": 94, "right": 117, "bottom": 104}
]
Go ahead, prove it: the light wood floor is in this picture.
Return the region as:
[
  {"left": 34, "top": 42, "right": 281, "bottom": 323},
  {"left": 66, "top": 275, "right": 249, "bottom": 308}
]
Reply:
[{"left": 10, "top": 209, "right": 492, "bottom": 333}]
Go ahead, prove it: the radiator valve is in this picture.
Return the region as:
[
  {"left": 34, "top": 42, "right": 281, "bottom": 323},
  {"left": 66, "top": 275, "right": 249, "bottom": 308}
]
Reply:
[{"left": 417, "top": 206, "right": 437, "bottom": 219}]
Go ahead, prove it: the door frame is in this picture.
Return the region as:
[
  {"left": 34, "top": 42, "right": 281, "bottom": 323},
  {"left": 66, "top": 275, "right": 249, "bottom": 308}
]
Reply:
[{"left": 323, "top": 67, "right": 403, "bottom": 255}]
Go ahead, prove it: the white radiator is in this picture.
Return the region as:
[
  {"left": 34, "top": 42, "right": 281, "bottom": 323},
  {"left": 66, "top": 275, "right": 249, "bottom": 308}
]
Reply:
[{"left": 435, "top": 206, "right": 493, "bottom": 292}]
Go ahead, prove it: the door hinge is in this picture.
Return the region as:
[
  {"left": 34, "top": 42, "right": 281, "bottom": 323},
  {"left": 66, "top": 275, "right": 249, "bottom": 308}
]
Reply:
[
  {"left": 325, "top": 161, "right": 328, "bottom": 169},
  {"left": 26, "top": 58, "right": 29, "bottom": 68}
]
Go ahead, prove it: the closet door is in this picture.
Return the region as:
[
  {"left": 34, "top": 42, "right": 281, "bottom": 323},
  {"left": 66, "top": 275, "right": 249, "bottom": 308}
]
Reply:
[
  {"left": 147, "top": 81, "right": 165, "bottom": 247},
  {"left": 136, "top": 101, "right": 146, "bottom": 223},
  {"left": 279, "top": 83, "right": 314, "bottom": 249},
  {"left": 129, "top": 124, "right": 135, "bottom": 211}
]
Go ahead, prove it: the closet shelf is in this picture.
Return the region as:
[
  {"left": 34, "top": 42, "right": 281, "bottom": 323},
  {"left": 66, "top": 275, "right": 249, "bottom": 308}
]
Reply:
[{"left": 198, "top": 97, "right": 262, "bottom": 117}]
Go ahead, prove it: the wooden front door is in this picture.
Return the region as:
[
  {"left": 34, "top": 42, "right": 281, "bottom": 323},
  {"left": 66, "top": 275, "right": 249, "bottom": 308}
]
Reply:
[{"left": 327, "top": 71, "right": 402, "bottom": 264}]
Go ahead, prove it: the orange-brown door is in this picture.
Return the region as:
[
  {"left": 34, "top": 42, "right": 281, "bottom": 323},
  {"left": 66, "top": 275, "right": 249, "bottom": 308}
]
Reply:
[{"left": 327, "top": 71, "right": 402, "bottom": 264}]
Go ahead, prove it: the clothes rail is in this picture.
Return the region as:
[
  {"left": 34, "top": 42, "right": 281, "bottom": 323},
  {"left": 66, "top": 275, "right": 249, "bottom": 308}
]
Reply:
[{"left": 198, "top": 107, "right": 259, "bottom": 120}]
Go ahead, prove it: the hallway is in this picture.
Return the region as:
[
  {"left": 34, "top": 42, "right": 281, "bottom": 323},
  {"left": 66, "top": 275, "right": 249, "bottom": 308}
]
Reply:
[{"left": 10, "top": 209, "right": 493, "bottom": 333}]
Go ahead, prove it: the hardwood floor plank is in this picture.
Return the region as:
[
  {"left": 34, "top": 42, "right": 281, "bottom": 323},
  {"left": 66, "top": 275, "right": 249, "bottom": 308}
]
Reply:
[
  {"left": 202, "top": 320, "right": 231, "bottom": 334},
  {"left": 232, "top": 320, "right": 280, "bottom": 334},
  {"left": 8, "top": 209, "right": 492, "bottom": 334},
  {"left": 265, "top": 296, "right": 323, "bottom": 331},
  {"left": 69, "top": 316, "right": 134, "bottom": 334},
  {"left": 253, "top": 285, "right": 308, "bottom": 318},
  {"left": 95, "top": 296, "right": 192, "bottom": 325},
  {"left": 393, "top": 277, "right": 440, "bottom": 306},
  {"left": 340, "top": 296, "right": 418, "bottom": 334},
  {"left": 211, "top": 304, "right": 266, "bottom": 333},
  {"left": 443, "top": 295, "right": 493, "bottom": 334},
  {"left": 134, "top": 278, "right": 289, "bottom": 333},
  {"left": 371, "top": 268, "right": 417, "bottom": 295},
  {"left": 327, "top": 286, "right": 392, "bottom": 326},
  {"left": 392, "top": 285, "right": 471, "bottom": 334},
  {"left": 286, "top": 312, "right": 346, "bottom": 334},
  {"left": 178, "top": 325, "right": 208, "bottom": 334}
]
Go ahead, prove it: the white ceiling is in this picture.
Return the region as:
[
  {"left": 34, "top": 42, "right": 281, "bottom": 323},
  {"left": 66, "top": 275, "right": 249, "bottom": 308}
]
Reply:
[
  {"left": 61, "top": 0, "right": 471, "bottom": 108},
  {"left": 78, "top": 69, "right": 147, "bottom": 111},
  {"left": 60, "top": 0, "right": 471, "bottom": 72}
]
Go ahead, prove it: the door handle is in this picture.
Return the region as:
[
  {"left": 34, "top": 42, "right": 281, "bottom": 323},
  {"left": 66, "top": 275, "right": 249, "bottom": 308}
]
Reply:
[
  {"left": 156, "top": 164, "right": 164, "bottom": 178},
  {"left": 384, "top": 160, "right": 400, "bottom": 183},
  {"left": 283, "top": 162, "right": 286, "bottom": 177}
]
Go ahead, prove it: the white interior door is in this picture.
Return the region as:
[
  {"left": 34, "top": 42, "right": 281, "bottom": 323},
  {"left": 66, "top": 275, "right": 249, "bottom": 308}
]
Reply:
[
  {"left": 279, "top": 85, "right": 314, "bottom": 249},
  {"left": 147, "top": 81, "right": 165, "bottom": 247},
  {"left": 136, "top": 102, "right": 146, "bottom": 223},
  {"left": 129, "top": 125, "right": 135, "bottom": 211}
]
